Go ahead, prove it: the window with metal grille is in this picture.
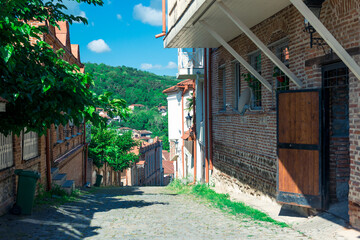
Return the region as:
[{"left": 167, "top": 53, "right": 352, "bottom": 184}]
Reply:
[
  {"left": 234, "top": 62, "right": 241, "bottom": 110},
  {"left": 274, "top": 43, "right": 290, "bottom": 91},
  {"left": 23, "top": 131, "right": 39, "bottom": 160},
  {"left": 218, "top": 66, "right": 226, "bottom": 111},
  {"left": 250, "top": 52, "right": 262, "bottom": 108},
  {"left": 0, "top": 133, "right": 13, "bottom": 170}
]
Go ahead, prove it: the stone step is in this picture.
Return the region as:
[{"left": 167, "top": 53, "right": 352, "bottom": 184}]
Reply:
[
  {"left": 51, "top": 168, "right": 59, "bottom": 177},
  {"left": 52, "top": 173, "right": 67, "bottom": 187},
  {"left": 62, "top": 180, "right": 75, "bottom": 195}
]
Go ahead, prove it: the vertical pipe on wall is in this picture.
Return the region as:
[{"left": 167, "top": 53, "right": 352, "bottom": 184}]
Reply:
[
  {"left": 208, "top": 49, "right": 214, "bottom": 170},
  {"left": 192, "top": 80, "right": 197, "bottom": 183},
  {"left": 204, "top": 48, "right": 209, "bottom": 183},
  {"left": 181, "top": 93, "right": 185, "bottom": 178},
  {"left": 155, "top": 0, "right": 167, "bottom": 38}
]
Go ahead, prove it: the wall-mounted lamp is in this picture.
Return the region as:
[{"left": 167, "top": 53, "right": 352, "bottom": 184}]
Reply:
[
  {"left": 185, "top": 113, "right": 192, "bottom": 129},
  {"left": 174, "top": 139, "right": 179, "bottom": 151},
  {"left": 303, "top": 0, "right": 328, "bottom": 51}
]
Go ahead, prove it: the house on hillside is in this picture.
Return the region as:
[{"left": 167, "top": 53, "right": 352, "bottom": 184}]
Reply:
[
  {"left": 0, "top": 21, "right": 89, "bottom": 215},
  {"left": 161, "top": 0, "right": 360, "bottom": 229},
  {"left": 129, "top": 104, "right": 145, "bottom": 110},
  {"left": 158, "top": 106, "right": 167, "bottom": 116}
]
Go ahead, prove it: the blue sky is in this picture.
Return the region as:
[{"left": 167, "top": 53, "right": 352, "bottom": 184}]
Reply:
[{"left": 63, "top": 0, "right": 177, "bottom": 76}]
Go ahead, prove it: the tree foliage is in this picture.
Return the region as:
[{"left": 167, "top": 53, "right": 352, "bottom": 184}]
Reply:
[
  {"left": 0, "top": 0, "right": 128, "bottom": 136},
  {"left": 88, "top": 126, "right": 138, "bottom": 171},
  {"left": 85, "top": 63, "right": 177, "bottom": 151}
]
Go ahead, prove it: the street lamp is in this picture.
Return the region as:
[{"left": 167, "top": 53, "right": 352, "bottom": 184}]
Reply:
[
  {"left": 303, "top": 0, "right": 326, "bottom": 49},
  {"left": 185, "top": 113, "right": 192, "bottom": 128}
]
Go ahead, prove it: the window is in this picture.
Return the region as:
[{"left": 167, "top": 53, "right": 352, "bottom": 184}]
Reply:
[
  {"left": 275, "top": 43, "right": 290, "bottom": 91},
  {"left": 250, "top": 52, "right": 262, "bottom": 108},
  {"left": 234, "top": 62, "right": 241, "bottom": 110},
  {"left": 0, "top": 133, "right": 13, "bottom": 170},
  {"left": 23, "top": 130, "right": 39, "bottom": 160},
  {"left": 218, "top": 66, "right": 226, "bottom": 111}
]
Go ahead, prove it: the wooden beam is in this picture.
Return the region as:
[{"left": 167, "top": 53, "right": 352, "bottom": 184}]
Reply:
[
  {"left": 199, "top": 20, "right": 272, "bottom": 92},
  {"left": 216, "top": 0, "right": 302, "bottom": 88},
  {"left": 290, "top": 0, "right": 360, "bottom": 81}
]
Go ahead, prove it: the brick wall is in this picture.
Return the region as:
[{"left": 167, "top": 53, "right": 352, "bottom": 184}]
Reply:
[{"left": 209, "top": 0, "right": 360, "bottom": 228}]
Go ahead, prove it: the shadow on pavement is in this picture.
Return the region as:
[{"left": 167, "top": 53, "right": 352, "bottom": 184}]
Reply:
[{"left": 0, "top": 186, "right": 168, "bottom": 240}]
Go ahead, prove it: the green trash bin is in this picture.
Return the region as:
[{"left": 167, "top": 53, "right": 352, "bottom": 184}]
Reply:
[
  {"left": 94, "top": 174, "right": 103, "bottom": 187},
  {"left": 14, "top": 169, "right": 41, "bottom": 215}
]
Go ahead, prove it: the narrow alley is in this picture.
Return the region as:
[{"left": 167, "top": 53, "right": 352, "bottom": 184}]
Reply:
[{"left": 0, "top": 187, "right": 307, "bottom": 240}]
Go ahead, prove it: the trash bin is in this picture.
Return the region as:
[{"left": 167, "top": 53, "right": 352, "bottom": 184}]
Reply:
[
  {"left": 94, "top": 174, "right": 103, "bottom": 187},
  {"left": 13, "top": 169, "right": 41, "bottom": 215}
]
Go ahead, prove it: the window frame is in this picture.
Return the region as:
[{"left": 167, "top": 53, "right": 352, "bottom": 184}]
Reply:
[
  {"left": 22, "top": 130, "right": 39, "bottom": 161},
  {"left": 274, "top": 41, "right": 290, "bottom": 91},
  {"left": 218, "top": 64, "right": 227, "bottom": 111},
  {"left": 249, "top": 51, "right": 262, "bottom": 109},
  {"left": 234, "top": 62, "right": 241, "bottom": 111}
]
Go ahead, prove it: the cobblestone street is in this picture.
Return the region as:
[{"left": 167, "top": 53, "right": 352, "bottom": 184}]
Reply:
[{"left": 0, "top": 187, "right": 308, "bottom": 240}]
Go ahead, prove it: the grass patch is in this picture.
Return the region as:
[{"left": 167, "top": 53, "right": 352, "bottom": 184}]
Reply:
[
  {"left": 35, "top": 184, "right": 85, "bottom": 206},
  {"left": 167, "top": 180, "right": 289, "bottom": 228}
]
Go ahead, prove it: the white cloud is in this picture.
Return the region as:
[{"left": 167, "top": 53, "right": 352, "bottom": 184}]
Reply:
[
  {"left": 141, "top": 63, "right": 162, "bottom": 70},
  {"left": 133, "top": 4, "right": 162, "bottom": 26},
  {"left": 141, "top": 61, "right": 177, "bottom": 70},
  {"left": 87, "top": 39, "right": 111, "bottom": 53},
  {"left": 116, "top": 14, "right": 122, "bottom": 20},
  {"left": 166, "top": 61, "right": 177, "bottom": 69},
  {"left": 79, "top": 11, "right": 87, "bottom": 19}
]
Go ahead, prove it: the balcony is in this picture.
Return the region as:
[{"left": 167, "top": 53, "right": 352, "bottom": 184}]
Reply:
[
  {"left": 177, "top": 48, "right": 204, "bottom": 79},
  {"left": 164, "top": 0, "right": 291, "bottom": 48}
]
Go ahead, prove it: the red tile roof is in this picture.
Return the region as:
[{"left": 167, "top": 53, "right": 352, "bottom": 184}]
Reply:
[
  {"left": 163, "top": 79, "right": 194, "bottom": 94},
  {"left": 163, "top": 160, "right": 174, "bottom": 175},
  {"left": 136, "top": 160, "right": 145, "bottom": 165},
  {"left": 162, "top": 150, "right": 170, "bottom": 161}
]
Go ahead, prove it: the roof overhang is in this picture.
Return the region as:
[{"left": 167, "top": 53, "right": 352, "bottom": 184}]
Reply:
[{"left": 164, "top": 0, "right": 292, "bottom": 48}]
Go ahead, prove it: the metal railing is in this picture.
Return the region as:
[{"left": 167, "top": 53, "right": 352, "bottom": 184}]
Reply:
[{"left": 178, "top": 48, "right": 204, "bottom": 73}]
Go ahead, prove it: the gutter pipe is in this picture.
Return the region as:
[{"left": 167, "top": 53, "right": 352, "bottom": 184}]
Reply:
[
  {"left": 204, "top": 48, "right": 209, "bottom": 183},
  {"left": 155, "top": 0, "right": 166, "bottom": 38},
  {"left": 190, "top": 79, "right": 197, "bottom": 184},
  {"left": 208, "top": 49, "right": 213, "bottom": 171}
]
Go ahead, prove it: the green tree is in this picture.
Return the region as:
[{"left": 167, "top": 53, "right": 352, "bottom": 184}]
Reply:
[
  {"left": 0, "top": 0, "right": 128, "bottom": 136},
  {"left": 88, "top": 126, "right": 138, "bottom": 171}
]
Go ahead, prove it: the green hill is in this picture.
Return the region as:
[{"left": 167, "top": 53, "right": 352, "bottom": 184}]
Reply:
[
  {"left": 85, "top": 62, "right": 178, "bottom": 108},
  {"left": 85, "top": 62, "right": 179, "bottom": 151}
]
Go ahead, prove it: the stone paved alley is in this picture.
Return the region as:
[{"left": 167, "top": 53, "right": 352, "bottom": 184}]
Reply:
[{"left": 0, "top": 187, "right": 309, "bottom": 240}]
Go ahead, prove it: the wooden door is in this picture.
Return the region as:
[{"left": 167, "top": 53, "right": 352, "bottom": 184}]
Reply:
[{"left": 277, "top": 90, "right": 323, "bottom": 209}]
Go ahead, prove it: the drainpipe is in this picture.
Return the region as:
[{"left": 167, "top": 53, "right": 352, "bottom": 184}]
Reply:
[
  {"left": 191, "top": 79, "right": 197, "bottom": 184},
  {"left": 46, "top": 129, "right": 51, "bottom": 191},
  {"left": 155, "top": 0, "right": 166, "bottom": 38},
  {"left": 204, "top": 48, "right": 209, "bottom": 183},
  {"left": 208, "top": 48, "right": 214, "bottom": 171},
  {"left": 181, "top": 85, "right": 189, "bottom": 178}
]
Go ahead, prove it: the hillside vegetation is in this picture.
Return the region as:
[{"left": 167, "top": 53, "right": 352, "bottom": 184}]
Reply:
[
  {"left": 85, "top": 63, "right": 179, "bottom": 151},
  {"left": 85, "top": 63, "right": 178, "bottom": 108}
]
